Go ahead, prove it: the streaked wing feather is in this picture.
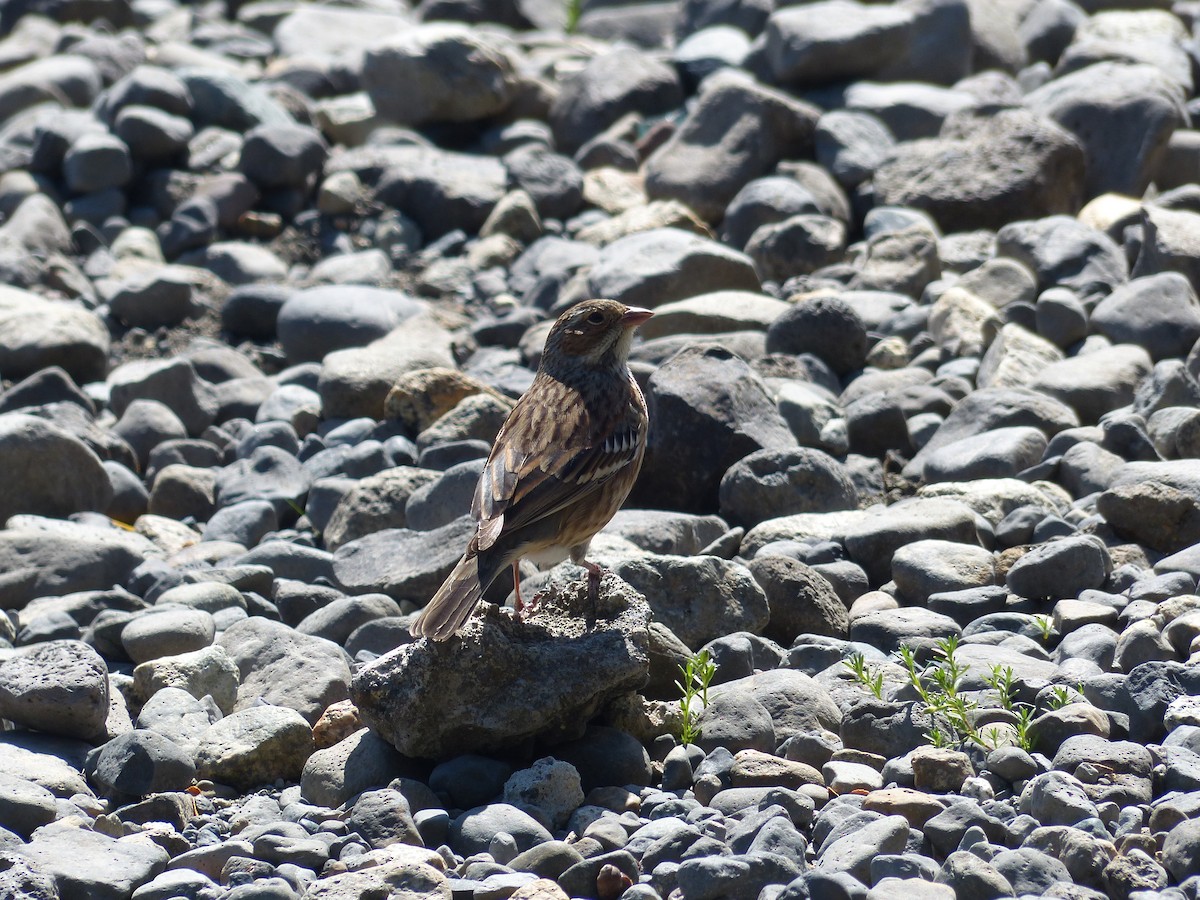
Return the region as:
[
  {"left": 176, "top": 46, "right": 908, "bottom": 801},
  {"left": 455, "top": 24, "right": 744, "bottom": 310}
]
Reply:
[{"left": 471, "top": 376, "right": 644, "bottom": 540}]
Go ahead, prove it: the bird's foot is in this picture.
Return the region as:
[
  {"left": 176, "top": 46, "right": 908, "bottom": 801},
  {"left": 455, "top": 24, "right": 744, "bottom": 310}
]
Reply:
[
  {"left": 517, "top": 589, "right": 548, "bottom": 620},
  {"left": 582, "top": 560, "right": 604, "bottom": 626}
]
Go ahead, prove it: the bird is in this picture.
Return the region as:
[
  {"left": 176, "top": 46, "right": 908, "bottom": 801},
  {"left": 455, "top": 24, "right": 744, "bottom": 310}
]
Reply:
[{"left": 409, "top": 299, "right": 654, "bottom": 641}]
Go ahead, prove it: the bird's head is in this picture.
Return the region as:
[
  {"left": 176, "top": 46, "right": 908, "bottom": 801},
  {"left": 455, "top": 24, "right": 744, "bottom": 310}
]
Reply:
[{"left": 542, "top": 299, "right": 654, "bottom": 369}]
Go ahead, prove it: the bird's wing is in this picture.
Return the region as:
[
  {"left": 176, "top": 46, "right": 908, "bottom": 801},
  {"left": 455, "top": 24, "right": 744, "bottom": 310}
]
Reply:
[{"left": 471, "top": 378, "right": 644, "bottom": 550}]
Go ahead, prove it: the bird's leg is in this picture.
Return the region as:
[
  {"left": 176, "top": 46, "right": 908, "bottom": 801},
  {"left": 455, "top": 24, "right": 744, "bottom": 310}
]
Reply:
[
  {"left": 582, "top": 559, "right": 603, "bottom": 626},
  {"left": 512, "top": 561, "right": 525, "bottom": 616}
]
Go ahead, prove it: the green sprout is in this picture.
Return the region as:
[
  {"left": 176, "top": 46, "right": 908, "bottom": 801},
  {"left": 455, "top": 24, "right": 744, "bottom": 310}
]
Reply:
[
  {"left": 843, "top": 652, "right": 885, "bottom": 700},
  {"left": 676, "top": 650, "right": 717, "bottom": 746}
]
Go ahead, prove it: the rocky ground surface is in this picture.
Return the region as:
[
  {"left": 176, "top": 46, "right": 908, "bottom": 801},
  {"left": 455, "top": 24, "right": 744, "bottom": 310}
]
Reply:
[{"left": 4, "top": 0, "right": 1200, "bottom": 898}]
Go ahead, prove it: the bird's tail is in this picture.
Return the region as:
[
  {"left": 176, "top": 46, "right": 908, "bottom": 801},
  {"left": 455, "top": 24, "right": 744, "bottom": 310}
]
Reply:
[{"left": 409, "top": 553, "right": 485, "bottom": 641}]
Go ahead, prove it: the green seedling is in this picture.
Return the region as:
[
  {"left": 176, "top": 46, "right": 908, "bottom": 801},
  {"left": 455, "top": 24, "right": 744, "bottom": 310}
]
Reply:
[
  {"left": 676, "top": 649, "right": 717, "bottom": 746},
  {"left": 844, "top": 652, "right": 885, "bottom": 700}
]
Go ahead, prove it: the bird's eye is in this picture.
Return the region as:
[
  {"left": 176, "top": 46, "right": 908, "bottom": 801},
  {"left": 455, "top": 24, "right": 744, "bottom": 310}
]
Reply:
[{"left": 585, "top": 311, "right": 605, "bottom": 325}]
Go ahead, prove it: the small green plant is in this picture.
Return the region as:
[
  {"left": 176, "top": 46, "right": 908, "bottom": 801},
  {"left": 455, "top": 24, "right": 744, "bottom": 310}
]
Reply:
[
  {"left": 843, "top": 652, "right": 884, "bottom": 700},
  {"left": 676, "top": 650, "right": 717, "bottom": 745},
  {"left": 1032, "top": 614, "right": 1054, "bottom": 643},
  {"left": 898, "top": 637, "right": 983, "bottom": 749},
  {"left": 985, "top": 665, "right": 1018, "bottom": 711},
  {"left": 1046, "top": 683, "right": 1086, "bottom": 710},
  {"left": 565, "top": 0, "right": 582, "bottom": 32},
  {"left": 898, "top": 641, "right": 1044, "bottom": 752},
  {"left": 1013, "top": 705, "right": 1035, "bottom": 750}
]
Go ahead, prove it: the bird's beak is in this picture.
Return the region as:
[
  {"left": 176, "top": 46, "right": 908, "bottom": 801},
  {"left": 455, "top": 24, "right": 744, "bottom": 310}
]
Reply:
[{"left": 620, "top": 307, "right": 654, "bottom": 328}]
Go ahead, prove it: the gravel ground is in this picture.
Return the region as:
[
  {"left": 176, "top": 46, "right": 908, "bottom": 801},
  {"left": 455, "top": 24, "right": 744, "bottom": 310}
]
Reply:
[{"left": 2, "top": 1, "right": 1200, "bottom": 899}]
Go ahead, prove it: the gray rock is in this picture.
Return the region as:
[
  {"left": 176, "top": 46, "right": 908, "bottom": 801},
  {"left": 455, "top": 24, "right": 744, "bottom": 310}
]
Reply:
[
  {"left": 19, "top": 821, "right": 168, "bottom": 900},
  {"left": 850, "top": 223, "right": 942, "bottom": 297},
  {"left": 720, "top": 176, "right": 832, "bottom": 250},
  {"left": 815, "top": 813, "right": 909, "bottom": 883},
  {"left": 503, "top": 144, "right": 583, "bottom": 222},
  {"left": 844, "top": 81, "right": 975, "bottom": 144},
  {"left": 0, "top": 413, "right": 112, "bottom": 523},
  {"left": 937, "top": 850, "right": 1015, "bottom": 900},
  {"left": 695, "top": 688, "right": 777, "bottom": 754},
  {"left": 295, "top": 593, "right": 402, "bottom": 646},
  {"left": 108, "top": 357, "right": 218, "bottom": 437},
  {"left": 1020, "top": 770, "right": 1100, "bottom": 826},
  {"left": 352, "top": 574, "right": 649, "bottom": 758},
  {"left": 1104, "top": 847, "right": 1169, "bottom": 898},
  {"left": 451, "top": 803, "right": 553, "bottom": 855},
  {"left": 502, "top": 757, "right": 583, "bottom": 831},
  {"left": 214, "top": 445, "right": 312, "bottom": 518},
  {"left": 1098, "top": 464, "right": 1200, "bottom": 554},
  {"left": 113, "top": 399, "right": 188, "bottom": 470},
  {"left": 710, "top": 668, "right": 842, "bottom": 741},
  {"left": 361, "top": 23, "right": 517, "bottom": 126},
  {"left": 874, "top": 107, "right": 1084, "bottom": 233},
  {"left": 218, "top": 617, "right": 351, "bottom": 724},
  {"left": 221, "top": 283, "right": 289, "bottom": 339},
  {"left": 121, "top": 607, "right": 216, "bottom": 664},
  {"left": 0, "top": 639, "right": 109, "bottom": 739},
  {"left": 587, "top": 227, "right": 759, "bottom": 311},
  {"left": 346, "top": 787, "right": 423, "bottom": 849},
  {"left": 194, "top": 704, "right": 312, "bottom": 790},
  {"left": 113, "top": 104, "right": 193, "bottom": 162},
  {"left": 604, "top": 510, "right": 729, "bottom": 556},
  {"left": 613, "top": 555, "right": 768, "bottom": 648},
  {"left": 135, "top": 686, "right": 216, "bottom": 756},
  {"left": 367, "top": 146, "right": 507, "bottom": 239},
  {"left": 636, "top": 346, "right": 797, "bottom": 512},
  {"left": 237, "top": 122, "right": 327, "bottom": 190},
  {"left": 202, "top": 499, "right": 278, "bottom": 547},
  {"left": 851, "top": 607, "right": 962, "bottom": 652},
  {"left": 905, "top": 386, "right": 1078, "bottom": 480},
  {"left": 318, "top": 313, "right": 457, "bottom": 420},
  {"left": 88, "top": 729, "right": 196, "bottom": 799},
  {"left": 147, "top": 464, "right": 216, "bottom": 521},
  {"left": 676, "top": 852, "right": 802, "bottom": 900},
  {"left": 644, "top": 70, "right": 817, "bottom": 223},
  {"left": 1030, "top": 344, "right": 1154, "bottom": 425},
  {"left": 747, "top": 555, "right": 849, "bottom": 643},
  {"left": 1006, "top": 535, "right": 1112, "bottom": 600},
  {"left": 762, "top": 1, "right": 915, "bottom": 86},
  {"left": 815, "top": 109, "right": 896, "bottom": 189},
  {"left": 108, "top": 266, "right": 199, "bottom": 330},
  {"left": 1027, "top": 61, "right": 1187, "bottom": 198},
  {"left": 549, "top": 46, "right": 682, "bottom": 153},
  {"left": 430, "top": 753, "right": 513, "bottom": 810},
  {"left": 923, "top": 426, "right": 1048, "bottom": 483},
  {"left": 996, "top": 215, "right": 1128, "bottom": 302},
  {"left": 843, "top": 497, "right": 982, "bottom": 586},
  {"left": 1090, "top": 272, "right": 1200, "bottom": 361},
  {"left": 322, "top": 466, "right": 440, "bottom": 550},
  {"left": 891, "top": 539, "right": 996, "bottom": 603},
  {"left": 131, "top": 642, "right": 240, "bottom": 714},
  {"left": 1162, "top": 817, "right": 1200, "bottom": 883},
  {"left": 62, "top": 131, "right": 131, "bottom": 194},
  {"left": 1133, "top": 204, "right": 1200, "bottom": 289},
  {"left": 765, "top": 295, "right": 868, "bottom": 376},
  {"left": 991, "top": 847, "right": 1072, "bottom": 896},
  {"left": 332, "top": 516, "right": 475, "bottom": 604},
  {"left": 720, "top": 447, "right": 856, "bottom": 528},
  {"left": 300, "top": 727, "right": 408, "bottom": 808},
  {"left": 276, "top": 285, "right": 427, "bottom": 365},
  {"left": 0, "top": 772, "right": 57, "bottom": 838},
  {"left": 0, "top": 520, "right": 152, "bottom": 611}
]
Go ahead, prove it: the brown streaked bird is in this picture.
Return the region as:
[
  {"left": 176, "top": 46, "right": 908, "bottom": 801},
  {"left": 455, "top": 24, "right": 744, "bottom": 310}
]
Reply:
[{"left": 409, "top": 299, "right": 653, "bottom": 641}]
